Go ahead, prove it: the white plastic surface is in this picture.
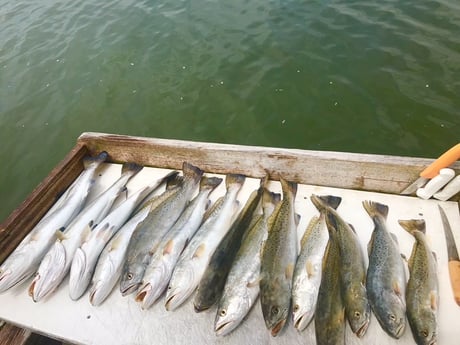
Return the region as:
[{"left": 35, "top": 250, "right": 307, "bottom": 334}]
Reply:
[{"left": 1, "top": 163, "right": 460, "bottom": 345}]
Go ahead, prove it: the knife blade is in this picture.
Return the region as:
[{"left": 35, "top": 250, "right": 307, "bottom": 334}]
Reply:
[
  {"left": 401, "top": 143, "right": 460, "bottom": 195},
  {"left": 438, "top": 205, "right": 460, "bottom": 306}
]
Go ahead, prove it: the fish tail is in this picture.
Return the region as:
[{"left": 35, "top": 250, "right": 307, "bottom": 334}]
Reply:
[
  {"left": 263, "top": 189, "right": 281, "bottom": 206},
  {"left": 182, "top": 162, "right": 204, "bottom": 184},
  {"left": 121, "top": 162, "right": 143, "bottom": 176},
  {"left": 83, "top": 151, "right": 109, "bottom": 169},
  {"left": 318, "top": 195, "right": 342, "bottom": 210},
  {"left": 398, "top": 219, "right": 426, "bottom": 235},
  {"left": 259, "top": 174, "right": 270, "bottom": 188},
  {"left": 225, "top": 174, "right": 246, "bottom": 189},
  {"left": 280, "top": 176, "right": 297, "bottom": 198},
  {"left": 362, "top": 200, "right": 389, "bottom": 220},
  {"left": 200, "top": 176, "right": 223, "bottom": 192}
]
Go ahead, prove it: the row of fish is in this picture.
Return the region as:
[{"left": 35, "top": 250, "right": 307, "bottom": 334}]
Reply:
[{"left": 0, "top": 152, "right": 438, "bottom": 345}]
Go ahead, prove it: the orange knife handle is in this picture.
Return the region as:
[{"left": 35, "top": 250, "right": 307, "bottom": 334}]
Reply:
[
  {"left": 448, "top": 260, "right": 460, "bottom": 306},
  {"left": 421, "top": 143, "right": 460, "bottom": 179}
]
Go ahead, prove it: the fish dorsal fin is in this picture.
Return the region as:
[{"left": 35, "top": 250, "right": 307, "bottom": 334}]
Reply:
[
  {"left": 202, "top": 197, "right": 224, "bottom": 222},
  {"left": 81, "top": 224, "right": 92, "bottom": 243},
  {"left": 348, "top": 223, "right": 356, "bottom": 234},
  {"left": 193, "top": 243, "right": 206, "bottom": 259},
  {"left": 163, "top": 239, "right": 174, "bottom": 255},
  {"left": 367, "top": 232, "right": 375, "bottom": 257},
  {"left": 300, "top": 216, "right": 320, "bottom": 248},
  {"left": 247, "top": 274, "right": 261, "bottom": 288}
]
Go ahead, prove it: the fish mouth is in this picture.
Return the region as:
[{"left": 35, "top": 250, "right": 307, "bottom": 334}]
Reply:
[
  {"left": 28, "top": 274, "right": 39, "bottom": 302},
  {"left": 0, "top": 269, "right": 12, "bottom": 292},
  {"left": 394, "top": 321, "right": 405, "bottom": 338},
  {"left": 120, "top": 283, "right": 140, "bottom": 296},
  {"left": 293, "top": 314, "right": 307, "bottom": 331},
  {"left": 165, "top": 293, "right": 177, "bottom": 311},
  {"left": 89, "top": 281, "right": 103, "bottom": 306},
  {"left": 193, "top": 302, "right": 209, "bottom": 313},
  {"left": 135, "top": 283, "right": 152, "bottom": 309},
  {"left": 271, "top": 319, "right": 286, "bottom": 337},
  {"left": 355, "top": 320, "right": 370, "bottom": 338},
  {"left": 214, "top": 320, "right": 234, "bottom": 336}
]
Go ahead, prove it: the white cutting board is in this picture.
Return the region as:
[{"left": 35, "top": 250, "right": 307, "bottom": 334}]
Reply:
[{"left": 1, "top": 163, "right": 459, "bottom": 345}]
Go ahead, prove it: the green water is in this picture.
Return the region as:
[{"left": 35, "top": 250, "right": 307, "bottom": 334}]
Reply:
[{"left": 0, "top": 0, "right": 459, "bottom": 221}]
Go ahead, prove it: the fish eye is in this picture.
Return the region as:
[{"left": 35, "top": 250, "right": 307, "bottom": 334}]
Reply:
[
  {"left": 354, "top": 311, "right": 361, "bottom": 318},
  {"left": 219, "top": 309, "right": 227, "bottom": 317},
  {"left": 293, "top": 304, "right": 299, "bottom": 312},
  {"left": 271, "top": 306, "right": 279, "bottom": 316},
  {"left": 389, "top": 314, "right": 396, "bottom": 321},
  {"left": 127, "top": 273, "right": 133, "bottom": 280}
]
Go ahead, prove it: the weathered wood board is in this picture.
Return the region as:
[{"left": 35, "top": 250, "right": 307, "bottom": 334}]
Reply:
[{"left": 1, "top": 162, "right": 459, "bottom": 345}]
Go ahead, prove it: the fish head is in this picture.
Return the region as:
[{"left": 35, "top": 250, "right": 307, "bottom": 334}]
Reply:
[
  {"left": 0, "top": 250, "right": 35, "bottom": 293},
  {"left": 292, "top": 301, "right": 315, "bottom": 332},
  {"left": 120, "top": 265, "right": 144, "bottom": 296},
  {"left": 261, "top": 300, "right": 289, "bottom": 337},
  {"left": 214, "top": 293, "right": 251, "bottom": 336},
  {"left": 411, "top": 309, "right": 437, "bottom": 345},
  {"left": 346, "top": 287, "right": 371, "bottom": 337},
  {"left": 375, "top": 291, "right": 406, "bottom": 338},
  {"left": 29, "top": 242, "right": 67, "bottom": 302},
  {"left": 165, "top": 266, "right": 198, "bottom": 311},
  {"left": 89, "top": 280, "right": 106, "bottom": 306}
]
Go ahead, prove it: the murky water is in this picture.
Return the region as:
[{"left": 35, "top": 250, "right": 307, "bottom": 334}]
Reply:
[{"left": 0, "top": 0, "right": 459, "bottom": 220}]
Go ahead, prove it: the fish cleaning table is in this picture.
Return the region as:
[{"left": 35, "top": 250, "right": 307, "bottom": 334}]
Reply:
[{"left": 1, "top": 161, "right": 460, "bottom": 345}]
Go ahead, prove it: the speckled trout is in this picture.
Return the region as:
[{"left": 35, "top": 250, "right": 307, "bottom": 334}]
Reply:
[
  {"left": 291, "top": 195, "right": 341, "bottom": 332},
  {"left": 29, "top": 162, "right": 143, "bottom": 302},
  {"left": 134, "top": 176, "right": 222, "bottom": 309},
  {"left": 399, "top": 219, "right": 438, "bottom": 345},
  {"left": 260, "top": 177, "right": 298, "bottom": 337},
  {"left": 165, "top": 174, "right": 245, "bottom": 311},
  {"left": 215, "top": 190, "right": 280, "bottom": 336},
  {"left": 0, "top": 151, "right": 108, "bottom": 293},
  {"left": 120, "top": 162, "right": 203, "bottom": 296},
  {"left": 363, "top": 200, "right": 406, "bottom": 339}
]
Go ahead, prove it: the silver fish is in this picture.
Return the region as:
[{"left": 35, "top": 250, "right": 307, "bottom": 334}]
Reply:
[
  {"left": 291, "top": 195, "right": 341, "bottom": 332},
  {"left": 364, "top": 200, "right": 406, "bottom": 339},
  {"left": 68, "top": 185, "right": 152, "bottom": 300},
  {"left": 87, "top": 172, "right": 181, "bottom": 306},
  {"left": 260, "top": 177, "right": 298, "bottom": 337},
  {"left": 215, "top": 190, "right": 280, "bottom": 336},
  {"left": 135, "top": 176, "right": 222, "bottom": 309},
  {"left": 29, "top": 162, "right": 143, "bottom": 302},
  {"left": 165, "top": 174, "right": 245, "bottom": 311},
  {"left": 120, "top": 162, "right": 203, "bottom": 296},
  {"left": 0, "top": 152, "right": 108, "bottom": 293}
]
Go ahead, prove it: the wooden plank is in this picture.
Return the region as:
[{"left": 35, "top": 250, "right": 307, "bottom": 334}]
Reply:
[
  {"left": 78, "top": 132, "right": 460, "bottom": 196},
  {"left": 0, "top": 143, "right": 89, "bottom": 264},
  {"left": 0, "top": 323, "right": 31, "bottom": 345}
]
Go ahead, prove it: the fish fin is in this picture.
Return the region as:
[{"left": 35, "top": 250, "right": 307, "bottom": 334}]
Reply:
[
  {"left": 398, "top": 219, "right": 426, "bottom": 236},
  {"left": 225, "top": 174, "right": 246, "bottom": 189},
  {"left": 83, "top": 151, "right": 108, "bottom": 169},
  {"left": 300, "top": 216, "right": 320, "bottom": 247},
  {"left": 367, "top": 232, "right": 375, "bottom": 257},
  {"left": 318, "top": 195, "right": 342, "bottom": 210},
  {"left": 203, "top": 197, "right": 223, "bottom": 221},
  {"left": 285, "top": 263, "right": 294, "bottom": 280},
  {"left": 348, "top": 223, "right": 357, "bottom": 234},
  {"left": 109, "top": 234, "right": 123, "bottom": 251},
  {"left": 163, "top": 240, "right": 174, "bottom": 255},
  {"left": 121, "top": 162, "right": 143, "bottom": 176},
  {"left": 247, "top": 275, "right": 261, "bottom": 288},
  {"left": 81, "top": 224, "right": 92, "bottom": 243},
  {"left": 432, "top": 251, "right": 437, "bottom": 262},
  {"left": 362, "top": 200, "right": 389, "bottom": 220},
  {"left": 294, "top": 213, "right": 301, "bottom": 227},
  {"left": 182, "top": 162, "right": 204, "bottom": 185},
  {"left": 96, "top": 223, "right": 112, "bottom": 240},
  {"left": 310, "top": 194, "right": 327, "bottom": 213},
  {"left": 162, "top": 170, "right": 180, "bottom": 185},
  {"left": 430, "top": 291, "right": 438, "bottom": 310},
  {"left": 263, "top": 190, "right": 281, "bottom": 208},
  {"left": 306, "top": 260, "right": 315, "bottom": 278},
  {"left": 55, "top": 230, "right": 67, "bottom": 242},
  {"left": 200, "top": 176, "right": 223, "bottom": 192},
  {"left": 279, "top": 176, "right": 297, "bottom": 198},
  {"left": 392, "top": 281, "right": 402, "bottom": 297},
  {"left": 167, "top": 175, "right": 183, "bottom": 190},
  {"left": 390, "top": 233, "right": 399, "bottom": 245},
  {"left": 193, "top": 244, "right": 206, "bottom": 259}
]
